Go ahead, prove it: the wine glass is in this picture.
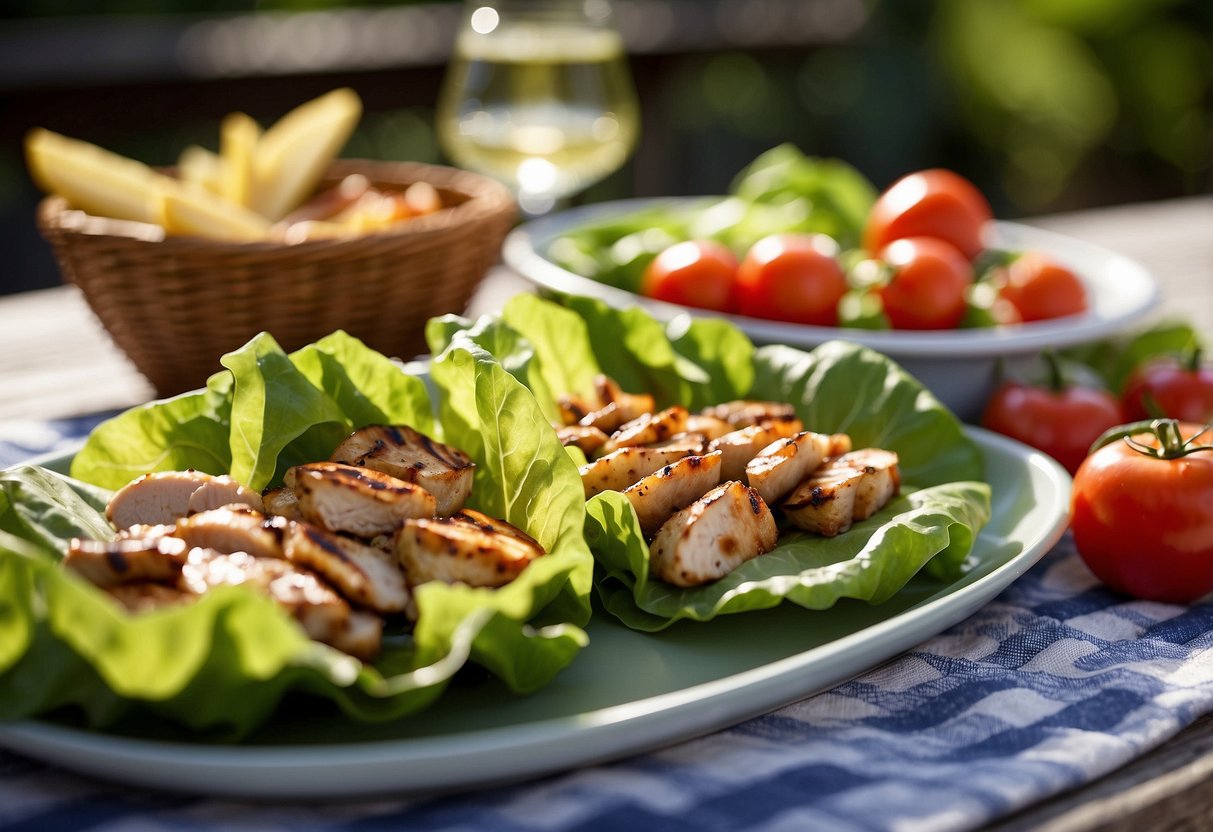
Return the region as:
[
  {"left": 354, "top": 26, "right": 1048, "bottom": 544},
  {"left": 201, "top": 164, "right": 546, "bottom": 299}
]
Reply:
[{"left": 436, "top": 0, "right": 640, "bottom": 217}]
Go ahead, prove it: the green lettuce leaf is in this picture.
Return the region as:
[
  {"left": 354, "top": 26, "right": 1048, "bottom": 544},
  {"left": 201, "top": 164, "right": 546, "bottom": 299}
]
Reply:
[
  {"left": 1, "top": 331, "right": 592, "bottom": 734},
  {"left": 436, "top": 296, "right": 989, "bottom": 630}
]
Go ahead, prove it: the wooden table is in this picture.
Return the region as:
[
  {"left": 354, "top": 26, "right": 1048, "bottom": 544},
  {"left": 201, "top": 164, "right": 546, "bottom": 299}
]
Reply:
[{"left": 1, "top": 196, "right": 1211, "bottom": 830}]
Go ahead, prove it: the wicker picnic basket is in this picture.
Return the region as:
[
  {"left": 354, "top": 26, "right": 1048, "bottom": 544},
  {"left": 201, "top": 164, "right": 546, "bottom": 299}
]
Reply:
[{"left": 37, "top": 159, "right": 516, "bottom": 397}]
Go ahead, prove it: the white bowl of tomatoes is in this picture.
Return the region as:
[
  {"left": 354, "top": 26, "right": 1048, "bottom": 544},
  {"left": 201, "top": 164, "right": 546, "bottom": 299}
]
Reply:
[{"left": 503, "top": 165, "right": 1159, "bottom": 423}]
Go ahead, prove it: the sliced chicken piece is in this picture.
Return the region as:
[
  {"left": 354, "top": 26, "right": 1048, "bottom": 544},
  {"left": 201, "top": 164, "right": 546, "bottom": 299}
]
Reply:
[
  {"left": 329, "top": 424, "right": 475, "bottom": 516},
  {"left": 709, "top": 420, "right": 806, "bottom": 482},
  {"left": 64, "top": 535, "right": 189, "bottom": 587},
  {"left": 579, "top": 377, "right": 656, "bottom": 433},
  {"left": 556, "top": 393, "right": 596, "bottom": 426},
  {"left": 557, "top": 425, "right": 610, "bottom": 455},
  {"left": 745, "top": 431, "right": 835, "bottom": 505},
  {"left": 595, "top": 375, "right": 656, "bottom": 419},
  {"left": 286, "top": 461, "right": 436, "bottom": 537},
  {"left": 702, "top": 400, "right": 798, "bottom": 428},
  {"left": 327, "top": 610, "right": 384, "bottom": 662},
  {"left": 451, "top": 508, "right": 545, "bottom": 550},
  {"left": 643, "top": 432, "right": 710, "bottom": 455},
  {"left": 597, "top": 406, "right": 690, "bottom": 457},
  {"left": 396, "top": 511, "right": 544, "bottom": 597},
  {"left": 171, "top": 505, "right": 284, "bottom": 560},
  {"left": 106, "top": 582, "right": 197, "bottom": 614},
  {"left": 277, "top": 518, "right": 410, "bottom": 615},
  {"left": 685, "top": 414, "right": 735, "bottom": 441},
  {"left": 179, "top": 548, "right": 373, "bottom": 658},
  {"left": 187, "top": 475, "right": 264, "bottom": 515},
  {"left": 577, "top": 400, "right": 630, "bottom": 435},
  {"left": 649, "top": 481, "right": 779, "bottom": 587},
  {"left": 622, "top": 450, "right": 723, "bottom": 536},
  {"left": 782, "top": 448, "right": 901, "bottom": 536},
  {"left": 841, "top": 449, "right": 901, "bottom": 520},
  {"left": 261, "top": 486, "right": 303, "bottom": 521},
  {"left": 106, "top": 470, "right": 216, "bottom": 529},
  {"left": 579, "top": 446, "right": 693, "bottom": 499}
]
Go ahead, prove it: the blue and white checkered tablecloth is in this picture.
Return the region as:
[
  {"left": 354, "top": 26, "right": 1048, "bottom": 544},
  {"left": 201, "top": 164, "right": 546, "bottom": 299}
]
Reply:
[{"left": 2, "top": 416, "right": 1212, "bottom": 832}]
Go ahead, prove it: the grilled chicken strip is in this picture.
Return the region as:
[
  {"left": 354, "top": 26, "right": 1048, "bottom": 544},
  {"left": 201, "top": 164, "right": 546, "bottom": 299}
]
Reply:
[
  {"left": 595, "top": 375, "right": 657, "bottom": 420},
  {"left": 579, "top": 377, "right": 657, "bottom": 433},
  {"left": 597, "top": 406, "right": 690, "bottom": 458},
  {"left": 702, "top": 400, "right": 798, "bottom": 428},
  {"left": 329, "top": 424, "right": 475, "bottom": 516},
  {"left": 685, "top": 414, "right": 735, "bottom": 441},
  {"left": 277, "top": 517, "right": 410, "bottom": 615},
  {"left": 579, "top": 446, "right": 693, "bottom": 499},
  {"left": 556, "top": 393, "right": 594, "bottom": 426},
  {"left": 106, "top": 582, "right": 196, "bottom": 614},
  {"left": 179, "top": 547, "right": 380, "bottom": 659},
  {"left": 65, "top": 535, "right": 189, "bottom": 587},
  {"left": 286, "top": 461, "right": 436, "bottom": 537},
  {"left": 396, "top": 511, "right": 544, "bottom": 595},
  {"left": 557, "top": 425, "right": 610, "bottom": 455},
  {"left": 187, "top": 475, "right": 264, "bottom": 515},
  {"left": 709, "top": 419, "right": 806, "bottom": 482},
  {"left": 171, "top": 505, "right": 284, "bottom": 560},
  {"left": 649, "top": 481, "right": 779, "bottom": 587},
  {"left": 106, "top": 469, "right": 260, "bottom": 529},
  {"left": 783, "top": 449, "right": 901, "bottom": 536},
  {"left": 643, "top": 432, "right": 710, "bottom": 455},
  {"left": 745, "top": 431, "right": 850, "bottom": 505},
  {"left": 622, "top": 450, "right": 723, "bottom": 536},
  {"left": 261, "top": 486, "right": 303, "bottom": 521}
]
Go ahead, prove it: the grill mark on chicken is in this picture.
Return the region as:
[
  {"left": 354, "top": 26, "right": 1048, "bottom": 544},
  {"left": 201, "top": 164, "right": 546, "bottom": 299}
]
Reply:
[
  {"left": 702, "top": 400, "right": 798, "bottom": 428},
  {"left": 783, "top": 449, "right": 900, "bottom": 536},
  {"left": 65, "top": 535, "right": 189, "bottom": 587},
  {"left": 746, "top": 431, "right": 834, "bottom": 505},
  {"left": 708, "top": 419, "right": 806, "bottom": 482},
  {"left": 396, "top": 514, "right": 544, "bottom": 602},
  {"left": 649, "top": 480, "right": 778, "bottom": 586},
  {"left": 280, "top": 520, "right": 410, "bottom": 614},
  {"left": 622, "top": 450, "right": 723, "bottom": 536},
  {"left": 329, "top": 424, "right": 475, "bottom": 516},
  {"left": 286, "top": 461, "right": 436, "bottom": 537},
  {"left": 597, "top": 406, "right": 690, "bottom": 458},
  {"left": 170, "top": 505, "right": 284, "bottom": 560},
  {"left": 579, "top": 446, "right": 694, "bottom": 498}
]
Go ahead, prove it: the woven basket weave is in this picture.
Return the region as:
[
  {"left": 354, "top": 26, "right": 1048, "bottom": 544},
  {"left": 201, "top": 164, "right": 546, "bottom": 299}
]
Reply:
[{"left": 37, "top": 159, "right": 516, "bottom": 397}]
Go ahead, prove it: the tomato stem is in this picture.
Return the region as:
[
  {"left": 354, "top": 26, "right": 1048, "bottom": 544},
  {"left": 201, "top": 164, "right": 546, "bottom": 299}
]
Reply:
[
  {"left": 1182, "top": 341, "right": 1205, "bottom": 373},
  {"left": 1091, "top": 418, "right": 1213, "bottom": 459},
  {"left": 1042, "top": 349, "right": 1066, "bottom": 393}
]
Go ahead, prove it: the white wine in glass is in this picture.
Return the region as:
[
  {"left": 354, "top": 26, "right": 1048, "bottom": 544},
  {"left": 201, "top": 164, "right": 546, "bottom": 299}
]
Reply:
[{"left": 437, "top": 0, "right": 640, "bottom": 216}]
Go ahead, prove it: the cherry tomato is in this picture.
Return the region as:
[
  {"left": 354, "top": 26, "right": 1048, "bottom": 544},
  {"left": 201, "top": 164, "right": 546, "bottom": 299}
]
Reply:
[
  {"left": 641, "top": 240, "right": 738, "bottom": 312},
  {"left": 1071, "top": 420, "right": 1213, "bottom": 603},
  {"left": 1121, "top": 347, "right": 1213, "bottom": 423},
  {"left": 734, "top": 233, "right": 847, "bottom": 325},
  {"left": 998, "top": 252, "right": 1088, "bottom": 322},
  {"left": 877, "top": 237, "right": 973, "bottom": 330},
  {"left": 981, "top": 353, "right": 1125, "bottom": 474},
  {"left": 863, "top": 169, "right": 993, "bottom": 260}
]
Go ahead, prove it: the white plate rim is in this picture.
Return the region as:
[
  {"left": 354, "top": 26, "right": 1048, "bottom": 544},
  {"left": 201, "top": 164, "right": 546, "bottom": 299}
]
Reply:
[
  {"left": 0, "top": 427, "right": 1071, "bottom": 800},
  {"left": 502, "top": 197, "right": 1161, "bottom": 358}
]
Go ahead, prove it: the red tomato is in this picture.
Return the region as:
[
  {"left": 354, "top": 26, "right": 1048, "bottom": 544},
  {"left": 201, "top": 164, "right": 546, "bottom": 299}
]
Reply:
[
  {"left": 1071, "top": 420, "right": 1213, "bottom": 603},
  {"left": 981, "top": 372, "right": 1125, "bottom": 475},
  {"left": 641, "top": 240, "right": 738, "bottom": 312},
  {"left": 998, "top": 252, "right": 1088, "bottom": 322},
  {"left": 735, "top": 233, "right": 847, "bottom": 325},
  {"left": 877, "top": 237, "right": 973, "bottom": 330},
  {"left": 1121, "top": 349, "right": 1213, "bottom": 423},
  {"left": 863, "top": 169, "right": 993, "bottom": 260}
]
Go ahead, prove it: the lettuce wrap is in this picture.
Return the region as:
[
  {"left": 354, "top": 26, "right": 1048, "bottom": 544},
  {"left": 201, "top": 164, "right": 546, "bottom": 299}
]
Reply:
[
  {"left": 0, "top": 331, "right": 593, "bottom": 736},
  {"left": 429, "top": 295, "right": 991, "bottom": 631}
]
